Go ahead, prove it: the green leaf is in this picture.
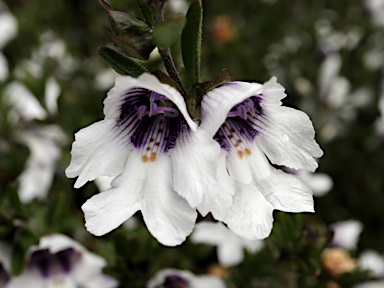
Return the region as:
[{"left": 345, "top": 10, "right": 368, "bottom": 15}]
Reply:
[
  {"left": 11, "top": 244, "right": 26, "bottom": 276},
  {"left": 181, "top": 0, "right": 203, "bottom": 85},
  {"left": 137, "top": 0, "right": 154, "bottom": 26},
  {"left": 153, "top": 17, "right": 186, "bottom": 50},
  {"left": 98, "top": 46, "right": 149, "bottom": 77}
]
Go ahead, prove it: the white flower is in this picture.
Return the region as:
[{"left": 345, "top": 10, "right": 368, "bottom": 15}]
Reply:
[
  {"left": 199, "top": 77, "right": 323, "bottom": 240},
  {"left": 0, "top": 2, "right": 17, "bottom": 82},
  {"left": 16, "top": 125, "right": 66, "bottom": 203},
  {"left": 147, "top": 268, "right": 226, "bottom": 288},
  {"left": 4, "top": 78, "right": 61, "bottom": 124},
  {"left": 296, "top": 170, "right": 333, "bottom": 197},
  {"left": 330, "top": 220, "right": 363, "bottom": 250},
  {"left": 66, "top": 74, "right": 225, "bottom": 246},
  {"left": 358, "top": 250, "right": 384, "bottom": 278},
  {"left": 191, "top": 222, "right": 264, "bottom": 267},
  {"left": 7, "top": 234, "right": 118, "bottom": 288},
  {"left": 4, "top": 82, "right": 47, "bottom": 123}
]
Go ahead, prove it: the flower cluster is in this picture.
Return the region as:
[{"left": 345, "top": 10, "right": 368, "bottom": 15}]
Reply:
[{"left": 66, "top": 73, "right": 323, "bottom": 246}]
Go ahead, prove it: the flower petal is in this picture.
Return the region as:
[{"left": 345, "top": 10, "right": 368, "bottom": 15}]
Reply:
[
  {"left": 223, "top": 183, "right": 274, "bottom": 240},
  {"left": 81, "top": 152, "right": 145, "bottom": 236},
  {"left": 65, "top": 119, "right": 132, "bottom": 188},
  {"left": 217, "top": 241, "right": 244, "bottom": 267},
  {"left": 254, "top": 106, "right": 323, "bottom": 171},
  {"left": 198, "top": 152, "right": 234, "bottom": 219},
  {"left": 257, "top": 169, "right": 314, "bottom": 213},
  {"left": 191, "top": 222, "right": 230, "bottom": 246},
  {"left": 141, "top": 156, "right": 197, "bottom": 246},
  {"left": 171, "top": 129, "right": 224, "bottom": 207},
  {"left": 201, "top": 81, "right": 263, "bottom": 138},
  {"left": 104, "top": 73, "right": 197, "bottom": 131}
]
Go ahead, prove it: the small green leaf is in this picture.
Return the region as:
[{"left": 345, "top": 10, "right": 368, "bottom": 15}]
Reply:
[
  {"left": 98, "top": 46, "right": 149, "bottom": 77},
  {"left": 137, "top": 0, "right": 154, "bottom": 26},
  {"left": 153, "top": 17, "right": 186, "bottom": 50},
  {"left": 181, "top": 0, "right": 203, "bottom": 85},
  {"left": 12, "top": 244, "right": 26, "bottom": 276}
]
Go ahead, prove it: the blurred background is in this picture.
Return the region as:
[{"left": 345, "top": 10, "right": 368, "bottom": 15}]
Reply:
[{"left": 1, "top": 0, "right": 384, "bottom": 287}]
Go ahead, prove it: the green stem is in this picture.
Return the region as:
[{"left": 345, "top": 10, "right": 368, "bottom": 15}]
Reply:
[{"left": 152, "top": 2, "right": 186, "bottom": 95}]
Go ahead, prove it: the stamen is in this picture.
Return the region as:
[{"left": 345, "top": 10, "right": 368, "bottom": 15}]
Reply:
[{"left": 227, "top": 96, "right": 262, "bottom": 120}]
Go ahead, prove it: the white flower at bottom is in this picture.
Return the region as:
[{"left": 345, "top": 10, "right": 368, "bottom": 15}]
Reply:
[
  {"left": 147, "top": 268, "right": 226, "bottom": 288},
  {"left": 7, "top": 234, "right": 118, "bottom": 288},
  {"left": 199, "top": 77, "right": 323, "bottom": 240},
  {"left": 191, "top": 222, "right": 264, "bottom": 267},
  {"left": 66, "top": 74, "right": 225, "bottom": 246}
]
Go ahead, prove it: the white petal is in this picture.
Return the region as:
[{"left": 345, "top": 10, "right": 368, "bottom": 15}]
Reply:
[
  {"left": 82, "top": 275, "right": 118, "bottom": 288},
  {"left": 7, "top": 271, "right": 46, "bottom": 288},
  {"left": 44, "top": 77, "right": 60, "bottom": 115},
  {"left": 141, "top": 156, "right": 197, "bottom": 246},
  {"left": 241, "top": 238, "right": 264, "bottom": 254},
  {"left": 39, "top": 234, "right": 83, "bottom": 254},
  {"left": 257, "top": 169, "right": 314, "bottom": 213},
  {"left": 17, "top": 133, "right": 61, "bottom": 203},
  {"left": 198, "top": 152, "right": 234, "bottom": 219},
  {"left": 226, "top": 151, "right": 253, "bottom": 184},
  {"left": 224, "top": 183, "right": 274, "bottom": 240},
  {"left": 242, "top": 144, "right": 273, "bottom": 181},
  {"left": 65, "top": 119, "right": 132, "bottom": 188},
  {"left": 171, "top": 129, "right": 223, "bottom": 207},
  {"left": 94, "top": 176, "right": 114, "bottom": 191},
  {"left": 0, "top": 11, "right": 17, "bottom": 49},
  {"left": 259, "top": 77, "right": 287, "bottom": 106},
  {"left": 331, "top": 220, "right": 363, "bottom": 250},
  {"left": 147, "top": 269, "right": 194, "bottom": 288},
  {"left": 82, "top": 152, "right": 145, "bottom": 236},
  {"left": 217, "top": 240, "right": 244, "bottom": 267},
  {"left": 191, "top": 222, "right": 231, "bottom": 246},
  {"left": 193, "top": 276, "right": 226, "bottom": 288},
  {"left": 4, "top": 82, "right": 47, "bottom": 122},
  {"left": 73, "top": 251, "right": 109, "bottom": 285},
  {"left": 201, "top": 81, "right": 263, "bottom": 137},
  {"left": 358, "top": 250, "right": 384, "bottom": 278},
  {"left": 297, "top": 170, "right": 333, "bottom": 197},
  {"left": 104, "top": 73, "right": 197, "bottom": 130},
  {"left": 254, "top": 106, "right": 323, "bottom": 171}
]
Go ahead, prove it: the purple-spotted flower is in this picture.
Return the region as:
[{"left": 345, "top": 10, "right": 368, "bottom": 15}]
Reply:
[
  {"left": 7, "top": 234, "right": 117, "bottom": 288},
  {"left": 198, "top": 77, "right": 323, "bottom": 240},
  {"left": 147, "top": 268, "right": 226, "bottom": 288},
  {"left": 66, "top": 74, "right": 226, "bottom": 246}
]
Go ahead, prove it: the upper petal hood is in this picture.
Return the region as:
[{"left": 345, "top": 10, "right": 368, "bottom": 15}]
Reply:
[
  {"left": 104, "top": 73, "right": 197, "bottom": 131},
  {"left": 201, "top": 81, "right": 263, "bottom": 137}
]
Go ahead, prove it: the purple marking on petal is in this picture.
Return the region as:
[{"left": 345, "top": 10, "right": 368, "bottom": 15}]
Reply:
[
  {"left": 29, "top": 249, "right": 52, "bottom": 278},
  {"left": 55, "top": 248, "right": 78, "bottom": 274},
  {"left": 214, "top": 95, "right": 261, "bottom": 152},
  {"left": 115, "top": 87, "right": 189, "bottom": 155},
  {"left": 29, "top": 247, "right": 82, "bottom": 278},
  {"left": 163, "top": 274, "right": 191, "bottom": 288}
]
